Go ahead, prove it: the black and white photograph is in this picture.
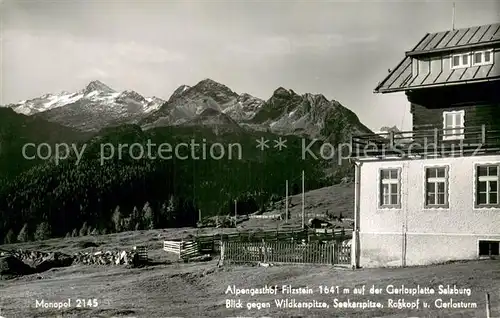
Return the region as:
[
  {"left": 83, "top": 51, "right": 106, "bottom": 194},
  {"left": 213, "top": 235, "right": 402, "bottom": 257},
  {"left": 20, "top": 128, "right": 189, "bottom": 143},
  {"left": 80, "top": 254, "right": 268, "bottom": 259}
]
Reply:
[{"left": 0, "top": 0, "right": 499, "bottom": 317}]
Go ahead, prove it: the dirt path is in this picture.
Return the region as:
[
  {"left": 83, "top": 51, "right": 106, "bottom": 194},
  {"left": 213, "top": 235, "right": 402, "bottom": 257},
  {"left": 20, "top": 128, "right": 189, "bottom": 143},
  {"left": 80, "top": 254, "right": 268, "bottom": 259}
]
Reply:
[{"left": 1, "top": 259, "right": 499, "bottom": 317}]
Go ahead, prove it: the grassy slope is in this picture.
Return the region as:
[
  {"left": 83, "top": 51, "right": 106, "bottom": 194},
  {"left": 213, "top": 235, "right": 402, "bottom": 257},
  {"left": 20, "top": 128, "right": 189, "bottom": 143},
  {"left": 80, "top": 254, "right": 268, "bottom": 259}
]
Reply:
[
  {"left": 2, "top": 211, "right": 498, "bottom": 317},
  {"left": 0, "top": 182, "right": 354, "bottom": 252},
  {"left": 0, "top": 243, "right": 498, "bottom": 318},
  {"left": 239, "top": 182, "right": 355, "bottom": 230}
]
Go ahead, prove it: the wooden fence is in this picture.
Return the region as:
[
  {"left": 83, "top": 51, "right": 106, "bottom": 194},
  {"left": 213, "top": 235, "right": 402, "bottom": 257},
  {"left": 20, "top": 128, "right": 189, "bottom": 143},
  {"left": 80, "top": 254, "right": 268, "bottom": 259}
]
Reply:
[
  {"left": 248, "top": 213, "right": 284, "bottom": 220},
  {"left": 196, "top": 228, "right": 351, "bottom": 253},
  {"left": 220, "top": 240, "right": 351, "bottom": 266},
  {"left": 134, "top": 245, "right": 148, "bottom": 263},
  {"left": 163, "top": 240, "right": 200, "bottom": 259}
]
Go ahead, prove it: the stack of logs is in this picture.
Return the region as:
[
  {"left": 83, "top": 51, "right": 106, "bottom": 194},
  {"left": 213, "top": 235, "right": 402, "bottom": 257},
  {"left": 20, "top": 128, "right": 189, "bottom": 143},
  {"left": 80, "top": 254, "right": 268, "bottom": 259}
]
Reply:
[
  {"left": 1, "top": 248, "right": 142, "bottom": 267},
  {"left": 8, "top": 249, "right": 50, "bottom": 262},
  {"left": 73, "top": 250, "right": 139, "bottom": 265}
]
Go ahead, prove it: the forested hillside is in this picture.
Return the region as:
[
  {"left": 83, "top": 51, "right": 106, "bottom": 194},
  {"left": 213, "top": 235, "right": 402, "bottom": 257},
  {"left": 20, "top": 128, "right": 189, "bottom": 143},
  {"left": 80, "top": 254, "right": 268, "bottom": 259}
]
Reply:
[
  {"left": 0, "top": 108, "right": 89, "bottom": 186},
  {"left": 0, "top": 123, "right": 348, "bottom": 243}
]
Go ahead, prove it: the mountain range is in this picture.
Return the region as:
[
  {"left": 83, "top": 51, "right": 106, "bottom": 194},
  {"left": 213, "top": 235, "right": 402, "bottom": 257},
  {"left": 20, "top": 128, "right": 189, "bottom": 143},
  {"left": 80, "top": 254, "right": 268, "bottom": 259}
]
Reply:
[
  {"left": 3, "top": 78, "right": 373, "bottom": 142},
  {"left": 0, "top": 78, "right": 377, "bottom": 242}
]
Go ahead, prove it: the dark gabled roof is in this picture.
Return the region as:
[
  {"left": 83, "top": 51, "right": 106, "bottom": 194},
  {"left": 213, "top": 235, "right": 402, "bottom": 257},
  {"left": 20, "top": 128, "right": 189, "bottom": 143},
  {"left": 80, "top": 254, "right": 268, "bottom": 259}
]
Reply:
[
  {"left": 407, "top": 23, "right": 500, "bottom": 56},
  {"left": 375, "top": 23, "right": 500, "bottom": 93}
]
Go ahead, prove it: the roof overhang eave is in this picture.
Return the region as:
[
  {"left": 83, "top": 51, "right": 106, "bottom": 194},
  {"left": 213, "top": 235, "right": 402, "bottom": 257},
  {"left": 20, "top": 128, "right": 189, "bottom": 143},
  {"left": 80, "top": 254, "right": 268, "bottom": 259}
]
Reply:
[
  {"left": 406, "top": 39, "right": 500, "bottom": 57},
  {"left": 375, "top": 76, "right": 500, "bottom": 93},
  {"left": 374, "top": 87, "right": 407, "bottom": 94}
]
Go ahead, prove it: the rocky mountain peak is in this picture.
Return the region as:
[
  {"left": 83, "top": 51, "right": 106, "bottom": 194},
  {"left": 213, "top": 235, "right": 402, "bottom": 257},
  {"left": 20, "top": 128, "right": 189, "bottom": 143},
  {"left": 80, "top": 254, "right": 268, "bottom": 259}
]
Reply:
[
  {"left": 272, "top": 87, "right": 296, "bottom": 98},
  {"left": 83, "top": 80, "right": 115, "bottom": 95},
  {"left": 119, "top": 90, "right": 145, "bottom": 101},
  {"left": 248, "top": 86, "right": 372, "bottom": 142},
  {"left": 303, "top": 92, "right": 329, "bottom": 104},
  {"left": 192, "top": 78, "right": 238, "bottom": 100},
  {"left": 197, "top": 78, "right": 223, "bottom": 87},
  {"left": 168, "top": 85, "right": 191, "bottom": 101},
  {"left": 239, "top": 93, "right": 254, "bottom": 99},
  {"left": 113, "top": 90, "right": 149, "bottom": 106}
]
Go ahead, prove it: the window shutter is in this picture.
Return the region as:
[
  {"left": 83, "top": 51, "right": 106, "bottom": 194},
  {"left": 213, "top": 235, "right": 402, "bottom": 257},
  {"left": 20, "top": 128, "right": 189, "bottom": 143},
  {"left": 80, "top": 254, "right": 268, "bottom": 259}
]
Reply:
[
  {"left": 454, "top": 113, "right": 461, "bottom": 135},
  {"left": 454, "top": 113, "right": 462, "bottom": 127},
  {"left": 444, "top": 113, "right": 452, "bottom": 136},
  {"left": 443, "top": 111, "right": 464, "bottom": 139},
  {"left": 444, "top": 113, "right": 452, "bottom": 128}
]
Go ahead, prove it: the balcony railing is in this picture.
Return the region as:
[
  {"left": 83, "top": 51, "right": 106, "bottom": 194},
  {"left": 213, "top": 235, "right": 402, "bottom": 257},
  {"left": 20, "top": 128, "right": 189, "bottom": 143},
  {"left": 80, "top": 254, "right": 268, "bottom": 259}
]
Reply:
[{"left": 350, "top": 124, "right": 500, "bottom": 159}]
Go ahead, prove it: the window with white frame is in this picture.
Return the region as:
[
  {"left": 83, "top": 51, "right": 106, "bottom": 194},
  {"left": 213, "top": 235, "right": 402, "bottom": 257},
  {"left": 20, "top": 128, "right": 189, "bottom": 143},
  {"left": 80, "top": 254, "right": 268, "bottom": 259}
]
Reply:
[
  {"left": 472, "top": 49, "right": 493, "bottom": 66},
  {"left": 425, "top": 166, "right": 449, "bottom": 208},
  {"left": 476, "top": 164, "right": 500, "bottom": 207},
  {"left": 443, "top": 110, "right": 465, "bottom": 140},
  {"left": 451, "top": 52, "right": 470, "bottom": 69},
  {"left": 379, "top": 168, "right": 401, "bottom": 208}
]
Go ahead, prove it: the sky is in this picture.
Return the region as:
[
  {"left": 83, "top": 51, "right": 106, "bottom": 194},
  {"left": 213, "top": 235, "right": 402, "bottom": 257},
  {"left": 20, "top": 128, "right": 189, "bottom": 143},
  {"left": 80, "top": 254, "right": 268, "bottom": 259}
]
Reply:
[{"left": 1, "top": 0, "right": 499, "bottom": 131}]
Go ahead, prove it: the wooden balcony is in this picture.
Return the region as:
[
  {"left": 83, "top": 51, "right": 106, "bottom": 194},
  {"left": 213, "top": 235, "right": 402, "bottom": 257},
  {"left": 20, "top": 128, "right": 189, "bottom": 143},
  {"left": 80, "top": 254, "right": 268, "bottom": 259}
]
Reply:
[{"left": 350, "top": 125, "right": 500, "bottom": 159}]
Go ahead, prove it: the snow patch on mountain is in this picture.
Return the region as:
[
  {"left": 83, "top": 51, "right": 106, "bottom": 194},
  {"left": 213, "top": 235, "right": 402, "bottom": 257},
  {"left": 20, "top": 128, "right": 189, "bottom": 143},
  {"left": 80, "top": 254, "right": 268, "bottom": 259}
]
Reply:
[
  {"left": 5, "top": 80, "right": 164, "bottom": 116},
  {"left": 10, "top": 92, "right": 85, "bottom": 115},
  {"left": 144, "top": 97, "right": 166, "bottom": 113}
]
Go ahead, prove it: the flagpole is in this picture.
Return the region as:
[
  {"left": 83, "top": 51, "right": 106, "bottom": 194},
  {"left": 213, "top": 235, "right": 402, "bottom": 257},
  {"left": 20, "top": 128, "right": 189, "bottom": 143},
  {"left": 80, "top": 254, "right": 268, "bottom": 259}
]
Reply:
[
  {"left": 302, "top": 170, "right": 305, "bottom": 229},
  {"left": 452, "top": 2, "right": 456, "bottom": 30}
]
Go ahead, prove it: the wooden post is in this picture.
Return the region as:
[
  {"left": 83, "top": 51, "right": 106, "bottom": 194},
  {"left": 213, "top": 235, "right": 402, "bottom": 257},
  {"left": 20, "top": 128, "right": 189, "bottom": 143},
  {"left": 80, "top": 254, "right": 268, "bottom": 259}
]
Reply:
[
  {"left": 333, "top": 240, "right": 338, "bottom": 264},
  {"left": 481, "top": 124, "right": 486, "bottom": 144},
  {"left": 210, "top": 234, "right": 214, "bottom": 252},
  {"left": 302, "top": 170, "right": 305, "bottom": 229},
  {"left": 198, "top": 209, "right": 201, "bottom": 223},
  {"left": 219, "top": 241, "right": 225, "bottom": 266},
  {"left": 179, "top": 240, "right": 183, "bottom": 260},
  {"left": 486, "top": 293, "right": 491, "bottom": 318},
  {"left": 350, "top": 135, "right": 353, "bottom": 156},
  {"left": 262, "top": 239, "right": 267, "bottom": 263},
  {"left": 234, "top": 200, "right": 237, "bottom": 227},
  {"left": 389, "top": 131, "right": 394, "bottom": 148},
  {"left": 285, "top": 180, "right": 289, "bottom": 223}
]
